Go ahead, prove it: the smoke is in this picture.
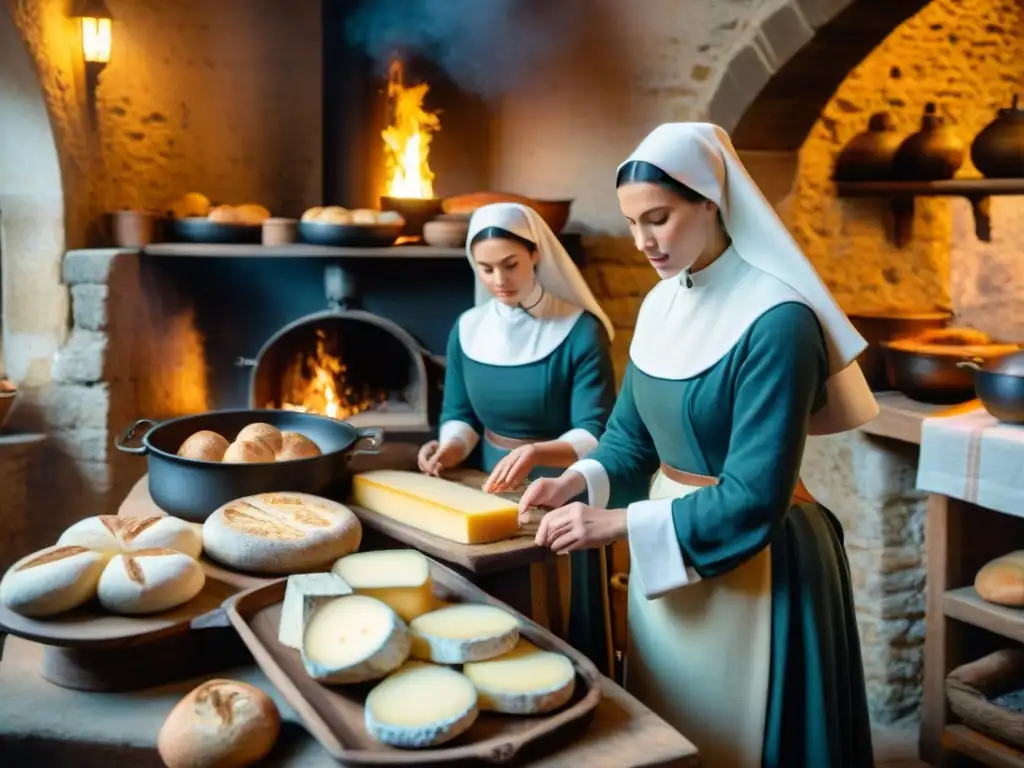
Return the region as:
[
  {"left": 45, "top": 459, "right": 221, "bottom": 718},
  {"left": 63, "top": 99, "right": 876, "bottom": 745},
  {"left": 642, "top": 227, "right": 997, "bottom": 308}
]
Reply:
[{"left": 342, "top": 0, "right": 581, "bottom": 99}]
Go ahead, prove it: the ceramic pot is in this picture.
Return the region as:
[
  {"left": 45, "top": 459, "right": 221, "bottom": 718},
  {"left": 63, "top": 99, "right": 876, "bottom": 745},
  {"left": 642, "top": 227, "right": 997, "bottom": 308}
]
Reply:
[
  {"left": 971, "top": 95, "right": 1024, "bottom": 179},
  {"left": 892, "top": 103, "right": 965, "bottom": 181},
  {"left": 958, "top": 350, "right": 1024, "bottom": 424},
  {"left": 833, "top": 113, "right": 904, "bottom": 182}
]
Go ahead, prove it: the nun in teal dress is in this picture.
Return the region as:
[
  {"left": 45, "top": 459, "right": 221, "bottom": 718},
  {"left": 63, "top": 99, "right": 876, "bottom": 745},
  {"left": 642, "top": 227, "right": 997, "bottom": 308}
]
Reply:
[
  {"left": 519, "top": 123, "right": 880, "bottom": 767},
  {"left": 417, "top": 202, "right": 618, "bottom": 674}
]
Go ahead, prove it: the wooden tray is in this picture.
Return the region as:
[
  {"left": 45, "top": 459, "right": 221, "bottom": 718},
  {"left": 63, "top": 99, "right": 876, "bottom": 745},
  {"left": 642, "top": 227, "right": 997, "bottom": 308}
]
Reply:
[{"left": 224, "top": 557, "right": 602, "bottom": 765}]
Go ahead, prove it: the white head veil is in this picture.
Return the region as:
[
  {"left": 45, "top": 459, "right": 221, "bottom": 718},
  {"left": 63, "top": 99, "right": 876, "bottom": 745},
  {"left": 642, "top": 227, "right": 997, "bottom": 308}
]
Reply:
[
  {"left": 458, "top": 203, "right": 614, "bottom": 366},
  {"left": 620, "top": 123, "right": 877, "bottom": 435}
]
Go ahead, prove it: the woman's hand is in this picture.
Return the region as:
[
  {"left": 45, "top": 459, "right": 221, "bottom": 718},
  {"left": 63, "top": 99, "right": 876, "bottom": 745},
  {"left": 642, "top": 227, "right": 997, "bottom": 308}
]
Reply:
[
  {"left": 417, "top": 440, "right": 464, "bottom": 476},
  {"left": 517, "top": 471, "right": 587, "bottom": 526},
  {"left": 482, "top": 445, "right": 538, "bottom": 494},
  {"left": 535, "top": 502, "right": 627, "bottom": 554}
]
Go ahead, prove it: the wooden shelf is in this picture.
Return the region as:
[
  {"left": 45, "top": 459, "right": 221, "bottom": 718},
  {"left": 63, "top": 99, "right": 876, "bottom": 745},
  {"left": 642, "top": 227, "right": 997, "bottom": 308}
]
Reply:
[
  {"left": 944, "top": 586, "right": 1024, "bottom": 644},
  {"left": 858, "top": 391, "right": 980, "bottom": 445},
  {"left": 142, "top": 243, "right": 466, "bottom": 259},
  {"left": 942, "top": 724, "right": 1024, "bottom": 768},
  {"left": 835, "top": 178, "right": 1024, "bottom": 245}
]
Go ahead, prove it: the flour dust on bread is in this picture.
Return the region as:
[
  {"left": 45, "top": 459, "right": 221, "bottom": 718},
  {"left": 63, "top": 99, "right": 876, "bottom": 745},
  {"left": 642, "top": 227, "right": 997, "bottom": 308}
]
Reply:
[
  {"left": 202, "top": 493, "right": 362, "bottom": 574},
  {"left": 0, "top": 545, "right": 108, "bottom": 617},
  {"left": 57, "top": 515, "right": 203, "bottom": 559},
  {"left": 158, "top": 678, "right": 280, "bottom": 768},
  {"left": 96, "top": 548, "right": 205, "bottom": 615}
]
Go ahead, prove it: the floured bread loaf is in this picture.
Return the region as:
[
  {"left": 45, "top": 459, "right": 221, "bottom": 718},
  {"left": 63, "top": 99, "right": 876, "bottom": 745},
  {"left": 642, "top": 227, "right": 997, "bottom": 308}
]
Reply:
[
  {"left": 203, "top": 493, "right": 362, "bottom": 574},
  {"left": 223, "top": 439, "right": 275, "bottom": 464},
  {"left": 158, "top": 678, "right": 280, "bottom": 768},
  {"left": 97, "top": 549, "right": 205, "bottom": 615},
  {"left": 976, "top": 551, "right": 1024, "bottom": 606},
  {"left": 178, "top": 430, "right": 230, "bottom": 461},
  {"left": 276, "top": 431, "right": 321, "bottom": 461},
  {"left": 57, "top": 515, "right": 203, "bottom": 560},
  {"left": 0, "top": 545, "right": 108, "bottom": 617},
  {"left": 236, "top": 422, "right": 283, "bottom": 454}
]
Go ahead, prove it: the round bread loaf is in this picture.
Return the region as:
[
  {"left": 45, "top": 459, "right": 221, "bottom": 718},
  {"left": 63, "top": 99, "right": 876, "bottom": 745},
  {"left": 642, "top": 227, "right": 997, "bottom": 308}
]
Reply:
[
  {"left": 301, "top": 206, "right": 324, "bottom": 222},
  {"left": 223, "top": 440, "right": 275, "bottom": 464},
  {"left": 207, "top": 205, "right": 239, "bottom": 223},
  {"left": 97, "top": 549, "right": 205, "bottom": 615},
  {"left": 276, "top": 431, "right": 321, "bottom": 461},
  {"left": 178, "top": 430, "right": 230, "bottom": 461},
  {"left": 203, "top": 493, "right": 362, "bottom": 574},
  {"left": 234, "top": 203, "right": 271, "bottom": 225},
  {"left": 55, "top": 515, "right": 124, "bottom": 555},
  {"left": 976, "top": 551, "right": 1024, "bottom": 607},
  {"left": 236, "top": 422, "right": 283, "bottom": 454},
  {"left": 158, "top": 678, "right": 280, "bottom": 768},
  {"left": 318, "top": 206, "right": 351, "bottom": 225},
  {"left": 0, "top": 545, "right": 108, "bottom": 617},
  {"left": 57, "top": 515, "right": 203, "bottom": 560}
]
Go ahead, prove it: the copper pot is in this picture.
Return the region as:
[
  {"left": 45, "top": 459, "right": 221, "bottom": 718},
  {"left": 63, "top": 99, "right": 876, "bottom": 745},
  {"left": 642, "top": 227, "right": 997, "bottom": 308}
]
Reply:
[
  {"left": 848, "top": 311, "right": 951, "bottom": 391},
  {"left": 833, "top": 112, "right": 904, "bottom": 182},
  {"left": 971, "top": 95, "right": 1024, "bottom": 180},
  {"left": 892, "top": 103, "right": 965, "bottom": 181}
]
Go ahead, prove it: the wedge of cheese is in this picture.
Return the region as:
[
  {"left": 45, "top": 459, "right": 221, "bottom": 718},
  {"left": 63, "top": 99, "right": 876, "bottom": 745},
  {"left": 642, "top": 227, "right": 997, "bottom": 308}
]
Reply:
[
  {"left": 364, "top": 662, "right": 478, "bottom": 748},
  {"left": 462, "top": 639, "right": 576, "bottom": 714},
  {"left": 301, "top": 595, "right": 410, "bottom": 684},
  {"left": 351, "top": 470, "right": 519, "bottom": 545},
  {"left": 409, "top": 603, "right": 520, "bottom": 664},
  {"left": 331, "top": 549, "right": 434, "bottom": 623},
  {"left": 277, "top": 573, "right": 352, "bottom": 650}
]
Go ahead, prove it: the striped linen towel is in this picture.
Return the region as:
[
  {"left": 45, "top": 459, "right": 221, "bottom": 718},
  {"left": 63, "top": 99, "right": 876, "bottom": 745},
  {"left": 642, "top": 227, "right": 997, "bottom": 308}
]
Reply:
[{"left": 917, "top": 406, "right": 1024, "bottom": 517}]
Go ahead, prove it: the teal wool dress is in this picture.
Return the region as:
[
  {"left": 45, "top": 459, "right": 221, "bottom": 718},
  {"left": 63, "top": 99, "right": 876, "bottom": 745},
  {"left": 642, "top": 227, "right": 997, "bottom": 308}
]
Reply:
[
  {"left": 580, "top": 302, "right": 873, "bottom": 767},
  {"left": 440, "top": 311, "right": 617, "bottom": 674}
]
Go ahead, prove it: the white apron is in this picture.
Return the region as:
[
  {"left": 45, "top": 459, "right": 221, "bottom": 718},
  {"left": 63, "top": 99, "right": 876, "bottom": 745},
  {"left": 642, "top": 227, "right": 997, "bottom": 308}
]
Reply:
[{"left": 625, "top": 470, "right": 773, "bottom": 767}]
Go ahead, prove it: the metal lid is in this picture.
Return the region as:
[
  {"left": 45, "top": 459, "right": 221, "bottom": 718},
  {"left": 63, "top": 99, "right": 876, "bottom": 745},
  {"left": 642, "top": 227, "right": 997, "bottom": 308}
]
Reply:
[{"left": 985, "top": 349, "right": 1024, "bottom": 377}]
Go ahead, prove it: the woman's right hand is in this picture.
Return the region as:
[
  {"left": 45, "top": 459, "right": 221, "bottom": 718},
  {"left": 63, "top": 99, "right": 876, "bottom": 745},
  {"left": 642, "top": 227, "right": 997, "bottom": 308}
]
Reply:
[
  {"left": 417, "top": 440, "right": 464, "bottom": 476},
  {"left": 517, "top": 471, "right": 587, "bottom": 526}
]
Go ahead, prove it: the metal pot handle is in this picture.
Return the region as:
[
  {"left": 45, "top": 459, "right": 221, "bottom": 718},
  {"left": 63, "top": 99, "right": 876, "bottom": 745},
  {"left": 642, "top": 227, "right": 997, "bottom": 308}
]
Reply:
[
  {"left": 351, "top": 426, "right": 384, "bottom": 455},
  {"left": 114, "top": 418, "right": 157, "bottom": 455},
  {"left": 956, "top": 358, "right": 983, "bottom": 371}
]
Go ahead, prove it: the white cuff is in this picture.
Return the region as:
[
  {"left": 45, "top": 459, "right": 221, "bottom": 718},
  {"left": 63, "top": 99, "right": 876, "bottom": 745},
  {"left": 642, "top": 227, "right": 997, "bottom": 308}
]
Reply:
[
  {"left": 438, "top": 420, "right": 479, "bottom": 462},
  {"left": 566, "top": 458, "right": 610, "bottom": 508},
  {"left": 626, "top": 498, "right": 701, "bottom": 599},
  {"left": 557, "top": 428, "right": 599, "bottom": 458}
]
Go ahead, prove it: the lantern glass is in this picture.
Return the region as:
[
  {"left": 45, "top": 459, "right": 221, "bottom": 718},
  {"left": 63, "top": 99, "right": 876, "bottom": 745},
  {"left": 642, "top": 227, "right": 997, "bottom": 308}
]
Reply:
[{"left": 82, "top": 17, "right": 111, "bottom": 64}]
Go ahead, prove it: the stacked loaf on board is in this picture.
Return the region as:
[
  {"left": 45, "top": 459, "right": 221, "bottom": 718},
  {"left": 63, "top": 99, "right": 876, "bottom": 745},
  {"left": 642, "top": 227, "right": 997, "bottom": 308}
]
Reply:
[{"left": 277, "top": 548, "right": 578, "bottom": 749}]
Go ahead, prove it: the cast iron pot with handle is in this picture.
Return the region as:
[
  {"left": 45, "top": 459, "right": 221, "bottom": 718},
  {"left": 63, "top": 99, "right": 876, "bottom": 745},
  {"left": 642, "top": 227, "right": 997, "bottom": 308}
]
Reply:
[
  {"left": 115, "top": 409, "right": 384, "bottom": 522},
  {"left": 958, "top": 351, "right": 1024, "bottom": 424}
]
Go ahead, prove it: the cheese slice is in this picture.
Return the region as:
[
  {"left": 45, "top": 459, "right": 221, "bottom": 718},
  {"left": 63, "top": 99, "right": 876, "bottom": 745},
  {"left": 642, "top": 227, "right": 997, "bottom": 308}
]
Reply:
[
  {"left": 462, "top": 639, "right": 576, "bottom": 714},
  {"left": 409, "top": 603, "right": 520, "bottom": 664},
  {"left": 277, "top": 573, "right": 352, "bottom": 649},
  {"left": 351, "top": 470, "right": 519, "bottom": 544},
  {"left": 301, "top": 595, "right": 410, "bottom": 684},
  {"left": 364, "top": 661, "right": 478, "bottom": 748},
  {"left": 331, "top": 550, "right": 435, "bottom": 623}
]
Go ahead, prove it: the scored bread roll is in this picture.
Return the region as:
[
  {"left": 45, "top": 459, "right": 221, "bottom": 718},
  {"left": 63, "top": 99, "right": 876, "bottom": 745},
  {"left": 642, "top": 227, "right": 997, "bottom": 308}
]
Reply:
[
  {"left": 57, "top": 515, "right": 203, "bottom": 560},
  {"left": 976, "top": 551, "right": 1024, "bottom": 607},
  {"left": 301, "top": 206, "right": 324, "bottom": 222},
  {"left": 0, "top": 545, "right": 108, "bottom": 617},
  {"left": 97, "top": 548, "right": 205, "bottom": 615},
  {"left": 276, "top": 431, "right": 321, "bottom": 461},
  {"left": 203, "top": 493, "right": 362, "bottom": 574},
  {"left": 207, "top": 205, "right": 239, "bottom": 223},
  {"left": 236, "top": 422, "right": 283, "bottom": 454},
  {"left": 56, "top": 514, "right": 124, "bottom": 555},
  {"left": 158, "top": 679, "right": 281, "bottom": 768},
  {"left": 178, "top": 430, "right": 230, "bottom": 461},
  {"left": 223, "top": 439, "right": 275, "bottom": 464}
]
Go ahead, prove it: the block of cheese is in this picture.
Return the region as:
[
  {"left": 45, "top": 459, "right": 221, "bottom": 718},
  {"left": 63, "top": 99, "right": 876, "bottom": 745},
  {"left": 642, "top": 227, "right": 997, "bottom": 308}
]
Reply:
[
  {"left": 364, "top": 661, "right": 478, "bottom": 748},
  {"left": 277, "top": 572, "right": 352, "bottom": 649},
  {"left": 57, "top": 515, "right": 203, "bottom": 559},
  {"left": 203, "top": 493, "right": 362, "bottom": 574},
  {"left": 410, "top": 603, "right": 519, "bottom": 664},
  {"left": 301, "top": 595, "right": 410, "bottom": 684},
  {"left": 462, "top": 639, "right": 576, "bottom": 714},
  {"left": 0, "top": 545, "right": 108, "bottom": 617},
  {"left": 97, "top": 549, "right": 206, "bottom": 615},
  {"left": 352, "top": 470, "right": 519, "bottom": 544},
  {"left": 331, "top": 550, "right": 434, "bottom": 622},
  {"left": 976, "top": 551, "right": 1024, "bottom": 606}
]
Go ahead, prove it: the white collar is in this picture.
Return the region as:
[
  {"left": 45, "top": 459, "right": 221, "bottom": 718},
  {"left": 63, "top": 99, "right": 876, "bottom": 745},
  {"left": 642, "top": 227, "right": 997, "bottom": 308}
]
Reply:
[{"left": 459, "top": 286, "right": 583, "bottom": 366}]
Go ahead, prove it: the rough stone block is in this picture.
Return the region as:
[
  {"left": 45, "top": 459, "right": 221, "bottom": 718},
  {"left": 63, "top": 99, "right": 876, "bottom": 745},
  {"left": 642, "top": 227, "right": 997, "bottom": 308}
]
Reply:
[
  {"left": 51, "top": 330, "right": 107, "bottom": 384},
  {"left": 756, "top": 1, "right": 815, "bottom": 70},
  {"left": 37, "top": 383, "right": 110, "bottom": 431},
  {"left": 71, "top": 284, "right": 108, "bottom": 331},
  {"left": 706, "top": 43, "right": 774, "bottom": 132},
  {"left": 795, "top": 0, "right": 855, "bottom": 29},
  {"left": 48, "top": 428, "right": 109, "bottom": 477},
  {"left": 62, "top": 249, "right": 137, "bottom": 286}
]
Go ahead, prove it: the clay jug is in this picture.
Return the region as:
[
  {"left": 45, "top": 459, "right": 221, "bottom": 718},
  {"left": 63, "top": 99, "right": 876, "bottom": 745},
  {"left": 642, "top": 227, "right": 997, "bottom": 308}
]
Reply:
[
  {"left": 971, "top": 95, "right": 1024, "bottom": 179},
  {"left": 892, "top": 102, "right": 965, "bottom": 181},
  {"left": 833, "top": 112, "right": 904, "bottom": 181}
]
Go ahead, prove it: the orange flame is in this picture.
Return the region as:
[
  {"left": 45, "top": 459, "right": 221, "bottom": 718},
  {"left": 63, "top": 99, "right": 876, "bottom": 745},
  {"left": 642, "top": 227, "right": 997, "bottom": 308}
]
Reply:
[{"left": 382, "top": 60, "right": 440, "bottom": 199}]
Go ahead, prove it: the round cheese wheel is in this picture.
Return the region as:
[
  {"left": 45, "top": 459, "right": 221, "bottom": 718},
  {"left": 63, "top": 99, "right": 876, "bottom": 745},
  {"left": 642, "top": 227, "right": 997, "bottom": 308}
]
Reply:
[
  {"left": 0, "top": 545, "right": 108, "bottom": 617},
  {"left": 462, "top": 639, "right": 576, "bottom": 714},
  {"left": 364, "top": 661, "right": 478, "bottom": 748},
  {"left": 178, "top": 430, "right": 230, "bottom": 461},
  {"left": 410, "top": 603, "right": 520, "bottom": 664},
  {"left": 302, "top": 594, "right": 411, "bottom": 684},
  {"left": 97, "top": 549, "right": 205, "bottom": 615},
  {"left": 158, "top": 679, "right": 280, "bottom": 768},
  {"left": 202, "top": 493, "right": 362, "bottom": 574},
  {"left": 223, "top": 440, "right": 275, "bottom": 464},
  {"left": 57, "top": 515, "right": 203, "bottom": 560},
  {"left": 276, "top": 431, "right": 321, "bottom": 461},
  {"left": 236, "top": 422, "right": 283, "bottom": 454}
]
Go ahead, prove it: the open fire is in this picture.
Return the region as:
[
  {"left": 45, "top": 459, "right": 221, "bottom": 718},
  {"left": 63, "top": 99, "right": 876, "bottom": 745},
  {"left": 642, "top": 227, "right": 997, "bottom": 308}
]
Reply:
[{"left": 381, "top": 59, "right": 440, "bottom": 200}]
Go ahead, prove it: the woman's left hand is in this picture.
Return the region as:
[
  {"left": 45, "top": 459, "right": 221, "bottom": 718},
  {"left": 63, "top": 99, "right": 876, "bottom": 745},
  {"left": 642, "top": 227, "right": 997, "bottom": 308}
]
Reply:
[
  {"left": 535, "top": 502, "right": 627, "bottom": 554},
  {"left": 482, "top": 444, "right": 538, "bottom": 493}
]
